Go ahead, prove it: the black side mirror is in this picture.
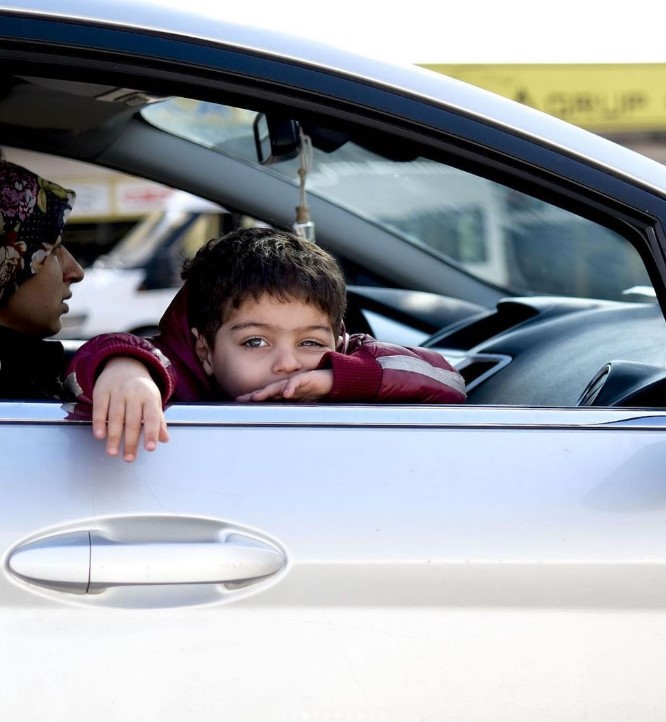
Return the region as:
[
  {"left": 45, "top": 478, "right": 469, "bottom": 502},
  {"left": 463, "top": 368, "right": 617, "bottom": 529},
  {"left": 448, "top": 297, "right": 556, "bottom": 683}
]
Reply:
[{"left": 253, "top": 114, "right": 300, "bottom": 164}]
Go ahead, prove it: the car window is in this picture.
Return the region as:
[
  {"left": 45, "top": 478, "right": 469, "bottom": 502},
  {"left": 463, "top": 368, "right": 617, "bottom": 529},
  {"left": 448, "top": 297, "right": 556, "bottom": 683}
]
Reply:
[
  {"left": 142, "top": 99, "right": 652, "bottom": 303},
  {"left": 3, "top": 83, "right": 661, "bottom": 410}
]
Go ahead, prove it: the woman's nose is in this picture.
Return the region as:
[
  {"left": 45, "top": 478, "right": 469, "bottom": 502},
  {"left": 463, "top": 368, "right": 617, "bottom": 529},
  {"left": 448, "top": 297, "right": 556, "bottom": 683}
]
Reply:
[{"left": 61, "top": 245, "right": 85, "bottom": 283}]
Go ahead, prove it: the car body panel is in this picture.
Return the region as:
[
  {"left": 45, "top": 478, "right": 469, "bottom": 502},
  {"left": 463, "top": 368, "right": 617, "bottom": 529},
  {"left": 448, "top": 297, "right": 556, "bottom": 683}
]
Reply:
[{"left": 3, "top": 403, "right": 666, "bottom": 720}]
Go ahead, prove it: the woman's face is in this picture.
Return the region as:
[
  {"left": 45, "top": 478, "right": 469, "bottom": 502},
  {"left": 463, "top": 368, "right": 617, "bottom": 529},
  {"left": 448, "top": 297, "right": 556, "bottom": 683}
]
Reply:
[{"left": 0, "top": 244, "right": 84, "bottom": 337}]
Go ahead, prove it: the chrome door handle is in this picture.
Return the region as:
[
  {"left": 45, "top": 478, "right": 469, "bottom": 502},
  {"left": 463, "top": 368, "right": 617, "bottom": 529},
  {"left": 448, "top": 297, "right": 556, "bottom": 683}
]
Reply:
[{"left": 9, "top": 529, "right": 285, "bottom": 594}]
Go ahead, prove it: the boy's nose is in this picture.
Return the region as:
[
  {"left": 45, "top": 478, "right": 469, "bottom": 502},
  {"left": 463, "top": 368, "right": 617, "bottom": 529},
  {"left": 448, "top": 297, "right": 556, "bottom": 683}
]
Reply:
[{"left": 272, "top": 347, "right": 302, "bottom": 374}]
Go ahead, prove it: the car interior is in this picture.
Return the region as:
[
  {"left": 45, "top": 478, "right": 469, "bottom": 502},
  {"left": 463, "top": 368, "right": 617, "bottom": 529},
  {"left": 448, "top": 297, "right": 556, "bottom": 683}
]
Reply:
[{"left": 2, "top": 70, "right": 666, "bottom": 410}]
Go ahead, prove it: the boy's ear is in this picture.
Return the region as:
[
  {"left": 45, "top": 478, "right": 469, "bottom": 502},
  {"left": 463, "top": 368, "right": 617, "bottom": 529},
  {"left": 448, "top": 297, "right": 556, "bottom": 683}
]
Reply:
[{"left": 191, "top": 328, "right": 214, "bottom": 376}]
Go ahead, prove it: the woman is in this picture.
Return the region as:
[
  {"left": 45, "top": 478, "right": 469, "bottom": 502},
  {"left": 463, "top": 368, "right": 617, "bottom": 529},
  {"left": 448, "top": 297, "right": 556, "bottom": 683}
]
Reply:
[
  {"left": 0, "top": 159, "right": 84, "bottom": 399},
  {"left": 0, "top": 159, "right": 168, "bottom": 458}
]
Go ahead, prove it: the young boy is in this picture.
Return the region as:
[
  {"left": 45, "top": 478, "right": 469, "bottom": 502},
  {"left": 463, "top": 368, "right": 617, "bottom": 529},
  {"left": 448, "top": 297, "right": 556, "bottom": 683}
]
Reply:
[{"left": 67, "top": 227, "right": 466, "bottom": 459}]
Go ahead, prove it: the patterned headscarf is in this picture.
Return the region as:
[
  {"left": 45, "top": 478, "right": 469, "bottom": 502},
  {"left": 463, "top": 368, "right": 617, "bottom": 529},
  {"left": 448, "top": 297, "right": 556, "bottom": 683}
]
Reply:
[{"left": 0, "top": 160, "right": 76, "bottom": 304}]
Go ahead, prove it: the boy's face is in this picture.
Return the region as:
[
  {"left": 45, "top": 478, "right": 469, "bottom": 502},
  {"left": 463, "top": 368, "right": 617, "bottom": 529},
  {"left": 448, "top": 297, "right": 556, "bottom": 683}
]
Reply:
[{"left": 193, "top": 293, "right": 337, "bottom": 399}]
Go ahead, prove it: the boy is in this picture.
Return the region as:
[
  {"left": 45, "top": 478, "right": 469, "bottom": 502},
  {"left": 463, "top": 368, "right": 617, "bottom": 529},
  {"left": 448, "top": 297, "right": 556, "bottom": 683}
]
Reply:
[{"left": 67, "top": 227, "right": 466, "bottom": 459}]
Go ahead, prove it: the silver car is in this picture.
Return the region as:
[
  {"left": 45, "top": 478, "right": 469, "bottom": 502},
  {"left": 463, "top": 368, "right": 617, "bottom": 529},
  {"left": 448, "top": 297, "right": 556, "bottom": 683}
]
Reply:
[{"left": 2, "top": 2, "right": 666, "bottom": 720}]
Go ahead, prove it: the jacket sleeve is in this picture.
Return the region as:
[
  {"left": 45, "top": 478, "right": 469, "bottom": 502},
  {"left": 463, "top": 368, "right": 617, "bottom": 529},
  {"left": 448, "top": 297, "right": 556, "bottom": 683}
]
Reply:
[
  {"left": 319, "top": 334, "right": 466, "bottom": 403},
  {"left": 64, "top": 332, "right": 177, "bottom": 405}
]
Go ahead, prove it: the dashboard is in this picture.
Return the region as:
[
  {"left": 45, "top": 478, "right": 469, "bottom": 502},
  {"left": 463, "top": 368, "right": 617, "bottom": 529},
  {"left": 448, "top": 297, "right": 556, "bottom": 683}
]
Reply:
[{"left": 424, "top": 297, "right": 666, "bottom": 407}]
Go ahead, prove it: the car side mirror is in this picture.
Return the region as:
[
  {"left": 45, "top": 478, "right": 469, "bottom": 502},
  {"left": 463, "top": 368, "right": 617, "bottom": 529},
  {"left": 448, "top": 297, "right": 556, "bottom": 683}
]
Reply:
[{"left": 253, "top": 113, "right": 300, "bottom": 164}]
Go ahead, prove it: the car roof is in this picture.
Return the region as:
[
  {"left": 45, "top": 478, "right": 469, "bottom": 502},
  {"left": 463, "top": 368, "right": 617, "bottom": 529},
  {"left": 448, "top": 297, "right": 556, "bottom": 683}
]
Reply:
[{"left": 3, "top": 0, "right": 666, "bottom": 197}]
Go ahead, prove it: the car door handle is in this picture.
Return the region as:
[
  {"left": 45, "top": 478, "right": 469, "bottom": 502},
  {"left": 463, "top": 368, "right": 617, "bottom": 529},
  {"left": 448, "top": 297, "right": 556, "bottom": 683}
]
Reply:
[{"left": 9, "top": 530, "right": 286, "bottom": 593}]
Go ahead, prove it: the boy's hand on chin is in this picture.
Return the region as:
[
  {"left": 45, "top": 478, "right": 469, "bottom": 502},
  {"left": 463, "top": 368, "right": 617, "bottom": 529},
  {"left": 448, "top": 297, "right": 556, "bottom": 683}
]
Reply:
[{"left": 236, "top": 370, "right": 333, "bottom": 402}]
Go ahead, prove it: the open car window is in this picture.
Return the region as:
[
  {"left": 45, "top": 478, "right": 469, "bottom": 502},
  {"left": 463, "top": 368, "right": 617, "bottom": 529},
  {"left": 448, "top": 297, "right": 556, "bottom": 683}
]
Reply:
[{"left": 2, "top": 72, "right": 665, "bottom": 409}]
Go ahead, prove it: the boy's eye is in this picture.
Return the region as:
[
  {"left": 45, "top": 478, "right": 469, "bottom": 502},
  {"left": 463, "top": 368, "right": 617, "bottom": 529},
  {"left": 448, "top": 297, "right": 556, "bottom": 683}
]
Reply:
[
  {"left": 300, "top": 339, "right": 326, "bottom": 348},
  {"left": 243, "top": 337, "right": 267, "bottom": 348}
]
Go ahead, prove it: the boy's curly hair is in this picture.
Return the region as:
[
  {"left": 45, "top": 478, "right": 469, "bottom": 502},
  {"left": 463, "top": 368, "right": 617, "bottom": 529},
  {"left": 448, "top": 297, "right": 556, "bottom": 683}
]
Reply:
[{"left": 182, "top": 226, "right": 347, "bottom": 343}]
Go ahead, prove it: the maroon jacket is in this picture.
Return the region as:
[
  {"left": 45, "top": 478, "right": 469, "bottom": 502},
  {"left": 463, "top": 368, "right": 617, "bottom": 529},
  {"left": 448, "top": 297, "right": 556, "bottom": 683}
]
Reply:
[{"left": 66, "top": 286, "right": 466, "bottom": 404}]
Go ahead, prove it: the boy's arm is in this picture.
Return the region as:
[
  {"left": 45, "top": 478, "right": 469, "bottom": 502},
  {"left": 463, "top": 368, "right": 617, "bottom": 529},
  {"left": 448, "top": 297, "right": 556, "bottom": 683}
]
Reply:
[
  {"left": 319, "top": 334, "right": 466, "bottom": 403},
  {"left": 65, "top": 333, "right": 177, "bottom": 461},
  {"left": 65, "top": 332, "right": 176, "bottom": 405},
  {"left": 91, "top": 356, "right": 170, "bottom": 462}
]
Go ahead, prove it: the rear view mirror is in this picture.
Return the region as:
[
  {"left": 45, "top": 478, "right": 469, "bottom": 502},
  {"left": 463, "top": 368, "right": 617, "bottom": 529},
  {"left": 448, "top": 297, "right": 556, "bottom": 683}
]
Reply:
[{"left": 253, "top": 114, "right": 300, "bottom": 164}]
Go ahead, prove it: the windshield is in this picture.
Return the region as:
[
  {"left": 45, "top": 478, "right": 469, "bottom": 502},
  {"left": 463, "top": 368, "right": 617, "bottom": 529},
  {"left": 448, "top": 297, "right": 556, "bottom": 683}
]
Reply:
[{"left": 142, "top": 99, "right": 651, "bottom": 302}]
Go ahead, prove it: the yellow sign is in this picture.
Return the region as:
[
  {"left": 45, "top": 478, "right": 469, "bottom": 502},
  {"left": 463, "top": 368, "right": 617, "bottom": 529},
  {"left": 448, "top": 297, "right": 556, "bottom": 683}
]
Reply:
[{"left": 422, "top": 63, "right": 666, "bottom": 133}]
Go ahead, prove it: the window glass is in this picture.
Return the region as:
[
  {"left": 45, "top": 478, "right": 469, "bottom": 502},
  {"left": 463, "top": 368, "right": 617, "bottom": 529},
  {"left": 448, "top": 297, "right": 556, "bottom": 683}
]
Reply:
[{"left": 143, "top": 99, "right": 651, "bottom": 302}]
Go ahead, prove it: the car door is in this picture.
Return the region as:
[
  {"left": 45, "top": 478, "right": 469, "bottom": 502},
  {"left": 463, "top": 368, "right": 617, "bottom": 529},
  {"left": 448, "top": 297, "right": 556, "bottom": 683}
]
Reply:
[
  {"left": 4, "top": 7, "right": 666, "bottom": 722},
  {"left": 5, "top": 403, "right": 666, "bottom": 721}
]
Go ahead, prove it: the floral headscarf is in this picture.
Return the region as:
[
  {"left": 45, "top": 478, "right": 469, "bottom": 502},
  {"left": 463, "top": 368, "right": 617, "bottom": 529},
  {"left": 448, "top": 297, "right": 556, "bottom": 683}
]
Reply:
[{"left": 0, "top": 160, "right": 76, "bottom": 304}]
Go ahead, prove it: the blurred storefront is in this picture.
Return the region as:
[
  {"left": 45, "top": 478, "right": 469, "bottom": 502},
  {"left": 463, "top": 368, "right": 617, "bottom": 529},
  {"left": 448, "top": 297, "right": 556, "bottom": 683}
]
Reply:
[{"left": 423, "top": 63, "right": 666, "bottom": 164}]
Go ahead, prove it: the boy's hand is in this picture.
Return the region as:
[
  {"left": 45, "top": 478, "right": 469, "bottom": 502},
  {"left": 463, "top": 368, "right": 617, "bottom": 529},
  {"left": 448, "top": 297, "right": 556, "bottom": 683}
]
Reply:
[
  {"left": 92, "top": 357, "right": 169, "bottom": 462},
  {"left": 236, "top": 369, "right": 333, "bottom": 402}
]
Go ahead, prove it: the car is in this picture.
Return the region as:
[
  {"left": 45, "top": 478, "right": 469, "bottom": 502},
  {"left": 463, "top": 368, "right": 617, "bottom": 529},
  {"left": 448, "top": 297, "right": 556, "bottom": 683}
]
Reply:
[
  {"left": 57, "top": 189, "right": 229, "bottom": 338},
  {"left": 3, "top": 2, "right": 666, "bottom": 720}
]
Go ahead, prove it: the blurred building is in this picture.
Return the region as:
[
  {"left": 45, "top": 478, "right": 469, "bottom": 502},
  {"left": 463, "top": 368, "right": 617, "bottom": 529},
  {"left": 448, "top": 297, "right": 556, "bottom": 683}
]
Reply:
[{"left": 423, "top": 63, "right": 666, "bottom": 164}]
